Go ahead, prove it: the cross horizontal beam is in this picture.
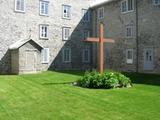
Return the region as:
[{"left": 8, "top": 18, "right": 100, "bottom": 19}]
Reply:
[{"left": 85, "top": 37, "right": 115, "bottom": 43}]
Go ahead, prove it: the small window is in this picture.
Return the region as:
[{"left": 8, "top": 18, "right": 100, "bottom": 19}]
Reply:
[
  {"left": 0, "top": 51, "right": 3, "bottom": 60},
  {"left": 42, "top": 48, "right": 50, "bottom": 63},
  {"left": 40, "top": 0, "right": 49, "bottom": 16},
  {"left": 121, "top": 0, "right": 134, "bottom": 13},
  {"left": 154, "top": 0, "right": 160, "bottom": 5},
  {"left": 82, "top": 9, "right": 90, "bottom": 22},
  {"left": 15, "top": 0, "right": 25, "bottom": 12},
  {"left": 82, "top": 48, "right": 90, "bottom": 63},
  {"left": 62, "top": 48, "right": 71, "bottom": 63},
  {"left": 126, "top": 49, "right": 133, "bottom": 64},
  {"left": 40, "top": 25, "right": 49, "bottom": 39},
  {"left": 62, "top": 27, "right": 71, "bottom": 41},
  {"left": 98, "top": 7, "right": 104, "bottom": 19},
  {"left": 121, "top": 1, "right": 127, "bottom": 12},
  {"left": 62, "top": 5, "right": 71, "bottom": 19},
  {"left": 83, "top": 30, "right": 90, "bottom": 40},
  {"left": 126, "top": 26, "right": 133, "bottom": 38}
]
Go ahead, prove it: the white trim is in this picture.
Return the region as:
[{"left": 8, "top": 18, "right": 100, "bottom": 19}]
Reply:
[
  {"left": 126, "top": 49, "right": 133, "bottom": 64},
  {"left": 153, "top": 0, "right": 160, "bottom": 5},
  {"left": 62, "top": 5, "right": 71, "bottom": 19},
  {"left": 126, "top": 26, "right": 133, "bottom": 38},
  {"left": 82, "top": 48, "right": 90, "bottom": 63},
  {"left": 39, "top": 0, "right": 49, "bottom": 16},
  {"left": 62, "top": 27, "right": 71, "bottom": 41},
  {"left": 82, "top": 9, "right": 90, "bottom": 22},
  {"left": 42, "top": 48, "right": 50, "bottom": 64},
  {"left": 121, "top": 0, "right": 134, "bottom": 14},
  {"left": 98, "top": 7, "right": 104, "bottom": 19},
  {"left": 15, "top": 0, "right": 26, "bottom": 13},
  {"left": 62, "top": 48, "right": 71, "bottom": 63},
  {"left": 39, "top": 24, "right": 49, "bottom": 39}
]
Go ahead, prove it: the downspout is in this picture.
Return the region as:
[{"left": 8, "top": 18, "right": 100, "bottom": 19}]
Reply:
[{"left": 135, "top": 0, "right": 139, "bottom": 73}]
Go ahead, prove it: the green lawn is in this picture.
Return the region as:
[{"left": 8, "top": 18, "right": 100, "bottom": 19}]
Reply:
[{"left": 0, "top": 71, "right": 160, "bottom": 120}]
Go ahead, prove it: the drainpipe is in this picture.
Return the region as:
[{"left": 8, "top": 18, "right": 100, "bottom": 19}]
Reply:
[{"left": 135, "top": 0, "right": 139, "bottom": 73}]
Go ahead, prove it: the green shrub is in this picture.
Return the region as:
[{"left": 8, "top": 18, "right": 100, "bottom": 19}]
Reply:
[{"left": 77, "top": 71, "right": 132, "bottom": 89}]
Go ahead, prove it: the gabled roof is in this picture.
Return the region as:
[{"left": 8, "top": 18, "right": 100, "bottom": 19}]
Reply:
[
  {"left": 9, "top": 38, "right": 43, "bottom": 50},
  {"left": 90, "top": 0, "right": 117, "bottom": 8}
]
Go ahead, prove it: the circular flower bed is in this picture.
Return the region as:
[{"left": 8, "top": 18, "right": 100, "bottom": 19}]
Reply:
[{"left": 76, "top": 71, "right": 132, "bottom": 89}]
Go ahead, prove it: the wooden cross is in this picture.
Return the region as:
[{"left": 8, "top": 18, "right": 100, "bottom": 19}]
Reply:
[{"left": 84, "top": 23, "right": 115, "bottom": 73}]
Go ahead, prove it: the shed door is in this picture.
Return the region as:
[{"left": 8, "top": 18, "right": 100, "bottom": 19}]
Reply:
[
  {"left": 144, "top": 48, "right": 154, "bottom": 70},
  {"left": 25, "top": 50, "right": 37, "bottom": 72}
]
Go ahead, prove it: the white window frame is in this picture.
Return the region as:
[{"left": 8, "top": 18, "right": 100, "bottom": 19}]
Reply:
[
  {"left": 98, "top": 7, "right": 104, "bottom": 19},
  {"left": 62, "top": 27, "right": 71, "bottom": 41},
  {"left": 121, "top": 0, "right": 134, "bottom": 13},
  {"left": 62, "top": 5, "right": 71, "bottom": 19},
  {"left": 62, "top": 48, "right": 71, "bottom": 63},
  {"left": 39, "top": 24, "right": 49, "bottom": 39},
  {"left": 82, "top": 48, "right": 90, "bottom": 63},
  {"left": 153, "top": 0, "right": 160, "bottom": 5},
  {"left": 42, "top": 48, "right": 50, "bottom": 64},
  {"left": 82, "top": 9, "right": 90, "bottom": 22},
  {"left": 126, "top": 26, "right": 133, "bottom": 38},
  {"left": 39, "top": 0, "right": 49, "bottom": 16},
  {"left": 83, "top": 30, "right": 90, "bottom": 40},
  {"left": 126, "top": 49, "right": 133, "bottom": 64},
  {"left": 15, "top": 0, "right": 26, "bottom": 13}
]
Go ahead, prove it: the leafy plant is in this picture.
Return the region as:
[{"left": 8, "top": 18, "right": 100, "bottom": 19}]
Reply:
[{"left": 77, "top": 71, "right": 132, "bottom": 89}]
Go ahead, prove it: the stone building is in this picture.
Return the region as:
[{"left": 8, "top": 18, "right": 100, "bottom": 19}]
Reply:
[
  {"left": 0, "top": 0, "right": 93, "bottom": 74},
  {"left": 0, "top": 0, "right": 160, "bottom": 74},
  {"left": 91, "top": 0, "right": 160, "bottom": 73}
]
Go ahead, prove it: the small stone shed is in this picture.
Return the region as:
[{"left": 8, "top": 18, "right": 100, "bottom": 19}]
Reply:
[{"left": 9, "top": 39, "right": 43, "bottom": 74}]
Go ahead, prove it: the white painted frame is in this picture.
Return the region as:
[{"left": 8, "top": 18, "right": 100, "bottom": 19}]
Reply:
[
  {"left": 153, "top": 0, "right": 160, "bottom": 5},
  {"left": 62, "top": 48, "right": 71, "bottom": 63},
  {"left": 82, "top": 9, "right": 90, "bottom": 22},
  {"left": 126, "top": 26, "right": 133, "bottom": 38},
  {"left": 15, "top": 0, "right": 26, "bottom": 13},
  {"left": 121, "top": 0, "right": 135, "bottom": 13},
  {"left": 62, "top": 5, "right": 71, "bottom": 19},
  {"left": 42, "top": 48, "right": 50, "bottom": 64},
  {"left": 126, "top": 49, "right": 133, "bottom": 64},
  {"left": 82, "top": 48, "right": 90, "bottom": 63},
  {"left": 39, "top": 0, "right": 49, "bottom": 16},
  {"left": 98, "top": 7, "right": 104, "bottom": 19},
  {"left": 39, "top": 24, "right": 49, "bottom": 39},
  {"left": 62, "top": 27, "right": 71, "bottom": 41}
]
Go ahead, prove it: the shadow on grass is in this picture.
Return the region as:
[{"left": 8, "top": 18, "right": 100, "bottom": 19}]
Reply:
[
  {"left": 42, "top": 81, "right": 74, "bottom": 85},
  {"left": 52, "top": 70, "right": 85, "bottom": 77},
  {"left": 123, "top": 72, "right": 160, "bottom": 86}
]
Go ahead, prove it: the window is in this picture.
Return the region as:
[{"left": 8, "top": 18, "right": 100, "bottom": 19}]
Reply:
[
  {"left": 126, "top": 49, "right": 133, "bottom": 64},
  {"left": 98, "top": 7, "right": 104, "bottom": 19},
  {"left": 62, "top": 5, "right": 71, "bottom": 19},
  {"left": 62, "top": 27, "right": 71, "bottom": 40},
  {"left": 82, "top": 9, "right": 90, "bottom": 22},
  {"left": 121, "top": 0, "right": 134, "bottom": 13},
  {"left": 82, "top": 48, "right": 90, "bottom": 63},
  {"left": 40, "top": 25, "right": 49, "bottom": 39},
  {"left": 83, "top": 30, "right": 90, "bottom": 40},
  {"left": 62, "top": 48, "right": 71, "bottom": 63},
  {"left": 154, "top": 0, "right": 160, "bottom": 5},
  {"left": 0, "top": 51, "right": 3, "bottom": 60},
  {"left": 42, "top": 48, "right": 50, "bottom": 63},
  {"left": 15, "top": 0, "right": 25, "bottom": 12},
  {"left": 126, "top": 26, "right": 133, "bottom": 38},
  {"left": 40, "top": 0, "right": 49, "bottom": 16}
]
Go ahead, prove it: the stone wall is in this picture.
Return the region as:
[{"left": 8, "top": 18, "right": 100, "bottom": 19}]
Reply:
[
  {"left": 92, "top": 0, "right": 137, "bottom": 72},
  {"left": 0, "top": 0, "right": 94, "bottom": 73}
]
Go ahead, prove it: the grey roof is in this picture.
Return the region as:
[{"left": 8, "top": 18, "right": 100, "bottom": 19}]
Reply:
[
  {"left": 90, "top": 0, "right": 118, "bottom": 8},
  {"left": 9, "top": 38, "right": 43, "bottom": 50}
]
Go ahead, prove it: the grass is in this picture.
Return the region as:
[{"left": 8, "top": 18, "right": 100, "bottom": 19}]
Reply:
[{"left": 0, "top": 70, "right": 160, "bottom": 120}]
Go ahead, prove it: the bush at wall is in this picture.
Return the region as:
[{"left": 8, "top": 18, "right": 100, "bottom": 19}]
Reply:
[{"left": 77, "top": 71, "right": 132, "bottom": 89}]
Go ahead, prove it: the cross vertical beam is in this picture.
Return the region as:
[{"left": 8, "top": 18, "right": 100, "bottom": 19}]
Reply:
[{"left": 99, "top": 23, "right": 104, "bottom": 73}]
